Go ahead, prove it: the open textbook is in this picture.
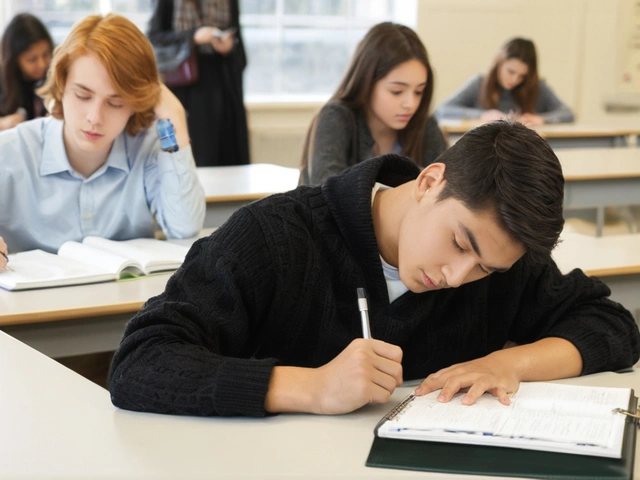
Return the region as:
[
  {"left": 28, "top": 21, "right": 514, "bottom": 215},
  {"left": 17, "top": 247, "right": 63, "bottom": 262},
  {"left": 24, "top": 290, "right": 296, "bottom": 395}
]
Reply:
[
  {"left": 0, "top": 236, "right": 189, "bottom": 291},
  {"left": 374, "top": 382, "right": 634, "bottom": 459}
]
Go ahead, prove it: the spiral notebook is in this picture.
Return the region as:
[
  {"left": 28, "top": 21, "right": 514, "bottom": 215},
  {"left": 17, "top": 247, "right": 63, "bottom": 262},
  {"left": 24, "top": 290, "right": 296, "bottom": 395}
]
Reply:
[{"left": 367, "top": 382, "right": 638, "bottom": 479}]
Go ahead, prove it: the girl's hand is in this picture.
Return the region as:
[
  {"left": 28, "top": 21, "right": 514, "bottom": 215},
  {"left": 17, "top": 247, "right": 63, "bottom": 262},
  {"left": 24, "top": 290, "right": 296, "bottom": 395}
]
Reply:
[
  {"left": 479, "top": 109, "right": 507, "bottom": 123},
  {"left": 194, "top": 26, "right": 215, "bottom": 45},
  {"left": 0, "top": 111, "right": 26, "bottom": 131},
  {"left": 211, "top": 34, "right": 234, "bottom": 55},
  {"left": 517, "top": 113, "right": 545, "bottom": 127}
]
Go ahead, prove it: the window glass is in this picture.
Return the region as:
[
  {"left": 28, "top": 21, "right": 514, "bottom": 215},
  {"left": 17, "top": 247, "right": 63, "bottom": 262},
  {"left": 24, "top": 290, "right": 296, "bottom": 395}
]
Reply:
[
  {"left": 241, "top": 0, "right": 276, "bottom": 15},
  {"left": 5, "top": 0, "right": 416, "bottom": 100},
  {"left": 283, "top": 0, "right": 345, "bottom": 16},
  {"left": 10, "top": 0, "right": 98, "bottom": 44},
  {"left": 241, "top": 0, "right": 416, "bottom": 100}
]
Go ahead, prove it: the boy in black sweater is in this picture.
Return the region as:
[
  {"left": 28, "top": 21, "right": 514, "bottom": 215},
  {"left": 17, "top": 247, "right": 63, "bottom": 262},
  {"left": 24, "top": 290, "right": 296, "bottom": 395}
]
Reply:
[{"left": 109, "top": 121, "right": 640, "bottom": 417}]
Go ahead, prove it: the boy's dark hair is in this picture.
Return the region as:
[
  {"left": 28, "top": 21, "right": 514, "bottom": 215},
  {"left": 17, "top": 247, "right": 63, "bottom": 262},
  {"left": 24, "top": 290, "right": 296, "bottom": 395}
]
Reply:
[{"left": 436, "top": 120, "right": 564, "bottom": 265}]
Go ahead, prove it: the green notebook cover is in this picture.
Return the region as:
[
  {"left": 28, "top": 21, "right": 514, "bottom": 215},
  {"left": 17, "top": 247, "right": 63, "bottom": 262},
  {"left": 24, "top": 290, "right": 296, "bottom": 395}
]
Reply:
[{"left": 366, "top": 398, "right": 637, "bottom": 480}]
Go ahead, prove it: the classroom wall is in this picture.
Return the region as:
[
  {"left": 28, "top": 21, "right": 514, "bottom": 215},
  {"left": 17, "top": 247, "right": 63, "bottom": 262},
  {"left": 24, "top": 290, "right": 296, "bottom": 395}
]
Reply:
[
  {"left": 247, "top": 102, "right": 319, "bottom": 168},
  {"left": 248, "top": 0, "right": 638, "bottom": 167},
  {"left": 419, "top": 0, "right": 583, "bottom": 117},
  {"left": 579, "top": 0, "right": 639, "bottom": 120},
  {"left": 419, "top": 0, "right": 639, "bottom": 125}
]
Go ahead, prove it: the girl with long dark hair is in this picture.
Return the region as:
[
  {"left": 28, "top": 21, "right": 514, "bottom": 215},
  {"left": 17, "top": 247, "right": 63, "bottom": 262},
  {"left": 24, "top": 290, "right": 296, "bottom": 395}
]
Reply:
[
  {"left": 299, "top": 22, "right": 447, "bottom": 186},
  {"left": 0, "top": 13, "right": 53, "bottom": 130},
  {"left": 435, "top": 38, "right": 574, "bottom": 126}
]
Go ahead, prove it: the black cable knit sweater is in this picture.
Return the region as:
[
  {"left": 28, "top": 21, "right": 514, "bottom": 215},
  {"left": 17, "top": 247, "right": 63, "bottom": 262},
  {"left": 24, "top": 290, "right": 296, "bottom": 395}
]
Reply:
[{"left": 109, "top": 155, "right": 640, "bottom": 417}]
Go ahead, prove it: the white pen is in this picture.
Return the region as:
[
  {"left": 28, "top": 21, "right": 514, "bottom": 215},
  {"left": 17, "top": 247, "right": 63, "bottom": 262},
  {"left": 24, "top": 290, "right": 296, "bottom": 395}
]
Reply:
[{"left": 357, "top": 287, "right": 372, "bottom": 339}]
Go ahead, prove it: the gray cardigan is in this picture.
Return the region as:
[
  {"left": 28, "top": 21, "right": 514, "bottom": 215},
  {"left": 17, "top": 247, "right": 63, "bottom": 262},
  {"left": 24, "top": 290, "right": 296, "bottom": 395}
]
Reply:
[
  {"left": 435, "top": 74, "right": 574, "bottom": 124},
  {"left": 300, "top": 102, "right": 448, "bottom": 185}
]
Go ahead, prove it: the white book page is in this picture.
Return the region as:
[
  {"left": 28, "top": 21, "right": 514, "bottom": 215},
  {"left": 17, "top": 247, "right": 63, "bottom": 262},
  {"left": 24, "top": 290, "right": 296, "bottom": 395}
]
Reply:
[
  {"left": 82, "top": 237, "right": 188, "bottom": 273},
  {"left": 379, "top": 382, "right": 631, "bottom": 457},
  {"left": 58, "top": 241, "right": 142, "bottom": 276},
  {"left": 0, "top": 250, "right": 114, "bottom": 290}
]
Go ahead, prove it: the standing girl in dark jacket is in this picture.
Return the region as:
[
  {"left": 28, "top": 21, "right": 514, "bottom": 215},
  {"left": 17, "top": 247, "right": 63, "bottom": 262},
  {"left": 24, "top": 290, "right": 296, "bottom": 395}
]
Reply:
[{"left": 148, "top": 0, "right": 250, "bottom": 167}]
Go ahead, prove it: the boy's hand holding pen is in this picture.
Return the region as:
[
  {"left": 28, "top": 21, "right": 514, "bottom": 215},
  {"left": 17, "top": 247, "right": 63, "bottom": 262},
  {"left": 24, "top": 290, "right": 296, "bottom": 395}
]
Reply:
[
  {"left": 265, "top": 288, "right": 403, "bottom": 415},
  {"left": 0, "top": 236, "right": 9, "bottom": 271}
]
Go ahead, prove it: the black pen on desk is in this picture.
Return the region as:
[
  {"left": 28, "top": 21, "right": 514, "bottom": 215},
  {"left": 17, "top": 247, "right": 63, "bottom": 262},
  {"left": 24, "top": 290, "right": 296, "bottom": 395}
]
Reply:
[{"left": 357, "top": 287, "right": 372, "bottom": 339}]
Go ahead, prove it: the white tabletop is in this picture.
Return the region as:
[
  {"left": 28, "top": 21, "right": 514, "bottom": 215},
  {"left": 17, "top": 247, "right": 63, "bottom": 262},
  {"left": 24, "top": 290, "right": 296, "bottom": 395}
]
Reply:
[
  {"left": 439, "top": 119, "right": 640, "bottom": 137},
  {"left": 557, "top": 148, "right": 640, "bottom": 180},
  {"left": 535, "top": 123, "right": 640, "bottom": 138},
  {"left": 0, "top": 273, "right": 171, "bottom": 326},
  {"left": 2, "top": 330, "right": 639, "bottom": 480},
  {"left": 197, "top": 163, "right": 300, "bottom": 203},
  {"left": 0, "top": 233, "right": 215, "bottom": 356},
  {"left": 0, "top": 232, "right": 214, "bottom": 327},
  {"left": 552, "top": 230, "right": 640, "bottom": 319},
  {"left": 553, "top": 230, "right": 640, "bottom": 277}
]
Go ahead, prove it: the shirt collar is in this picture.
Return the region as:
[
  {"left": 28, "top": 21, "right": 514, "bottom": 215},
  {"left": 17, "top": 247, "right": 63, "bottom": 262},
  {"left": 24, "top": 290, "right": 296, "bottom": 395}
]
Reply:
[
  {"left": 40, "top": 118, "right": 130, "bottom": 176},
  {"left": 103, "top": 133, "right": 130, "bottom": 173},
  {"left": 40, "top": 118, "right": 70, "bottom": 176}
]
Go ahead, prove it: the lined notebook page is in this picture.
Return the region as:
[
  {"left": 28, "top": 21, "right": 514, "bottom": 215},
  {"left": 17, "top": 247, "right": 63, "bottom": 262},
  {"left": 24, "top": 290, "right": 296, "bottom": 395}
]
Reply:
[{"left": 378, "top": 382, "right": 631, "bottom": 458}]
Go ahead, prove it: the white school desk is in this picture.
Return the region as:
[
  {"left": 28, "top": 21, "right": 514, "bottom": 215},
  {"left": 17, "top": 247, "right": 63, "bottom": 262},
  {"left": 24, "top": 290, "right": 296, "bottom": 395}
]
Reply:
[
  {"left": 440, "top": 120, "right": 640, "bottom": 148},
  {"left": 197, "top": 163, "right": 300, "bottom": 227},
  {"left": 2, "top": 226, "right": 637, "bottom": 358},
  {"left": 0, "top": 229, "right": 219, "bottom": 358},
  {"left": 558, "top": 148, "right": 640, "bottom": 236},
  {"left": 553, "top": 230, "right": 640, "bottom": 320},
  {"left": 196, "top": 155, "right": 640, "bottom": 235},
  {"left": 0, "top": 273, "right": 171, "bottom": 358},
  {"left": 2, "top": 329, "right": 640, "bottom": 480}
]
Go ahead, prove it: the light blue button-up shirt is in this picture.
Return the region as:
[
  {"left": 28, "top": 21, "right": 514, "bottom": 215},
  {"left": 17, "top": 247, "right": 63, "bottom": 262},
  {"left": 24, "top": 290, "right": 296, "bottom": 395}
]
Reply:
[{"left": 0, "top": 117, "right": 205, "bottom": 253}]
